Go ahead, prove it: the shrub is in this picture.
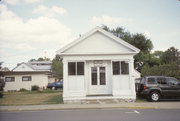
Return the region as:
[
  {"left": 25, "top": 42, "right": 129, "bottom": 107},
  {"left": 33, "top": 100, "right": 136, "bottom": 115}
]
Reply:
[
  {"left": 31, "top": 85, "right": 39, "bottom": 91},
  {"left": 19, "top": 88, "right": 28, "bottom": 92}
]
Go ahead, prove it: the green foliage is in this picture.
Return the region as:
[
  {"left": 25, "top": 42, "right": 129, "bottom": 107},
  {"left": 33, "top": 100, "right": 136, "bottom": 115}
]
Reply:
[
  {"left": 31, "top": 85, "right": 39, "bottom": 91},
  {"left": 102, "top": 25, "right": 180, "bottom": 79},
  {"left": 52, "top": 55, "right": 63, "bottom": 79},
  {"left": 102, "top": 25, "right": 154, "bottom": 71},
  {"left": 19, "top": 88, "right": 28, "bottom": 92},
  {"left": 29, "top": 57, "right": 50, "bottom": 62},
  {"left": 141, "top": 63, "right": 180, "bottom": 80},
  {"left": 102, "top": 25, "right": 153, "bottom": 53},
  {"left": 161, "top": 47, "right": 180, "bottom": 65}
]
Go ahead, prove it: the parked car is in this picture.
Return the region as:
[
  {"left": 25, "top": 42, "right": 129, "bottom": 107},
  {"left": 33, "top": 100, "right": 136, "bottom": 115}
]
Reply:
[
  {"left": 136, "top": 76, "right": 180, "bottom": 102},
  {"left": 47, "top": 80, "right": 63, "bottom": 90}
]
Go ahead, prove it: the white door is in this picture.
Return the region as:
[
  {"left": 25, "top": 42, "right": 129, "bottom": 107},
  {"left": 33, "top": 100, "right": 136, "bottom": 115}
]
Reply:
[{"left": 89, "top": 64, "right": 111, "bottom": 95}]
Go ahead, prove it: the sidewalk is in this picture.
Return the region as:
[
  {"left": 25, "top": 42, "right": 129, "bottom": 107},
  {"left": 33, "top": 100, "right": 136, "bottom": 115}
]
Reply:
[{"left": 1, "top": 102, "right": 180, "bottom": 111}]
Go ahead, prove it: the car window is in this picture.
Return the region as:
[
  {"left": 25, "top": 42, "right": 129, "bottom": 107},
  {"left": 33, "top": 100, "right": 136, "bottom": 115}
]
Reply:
[
  {"left": 147, "top": 77, "right": 156, "bottom": 84},
  {"left": 157, "top": 77, "right": 167, "bottom": 85},
  {"left": 168, "top": 77, "right": 179, "bottom": 85}
]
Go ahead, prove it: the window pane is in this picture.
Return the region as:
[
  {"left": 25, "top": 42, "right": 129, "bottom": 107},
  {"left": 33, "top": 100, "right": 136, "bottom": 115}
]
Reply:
[
  {"left": 22, "top": 76, "right": 32, "bottom": 81},
  {"left": 100, "top": 67, "right": 106, "bottom": 85},
  {"left": 77, "top": 62, "right": 84, "bottom": 75},
  {"left": 91, "top": 67, "right": 97, "bottom": 85},
  {"left": 121, "top": 61, "right": 129, "bottom": 74},
  {"left": 147, "top": 78, "right": 156, "bottom": 84},
  {"left": 157, "top": 77, "right": 167, "bottom": 85},
  {"left": 5, "top": 77, "right": 15, "bottom": 82},
  {"left": 113, "top": 61, "right": 120, "bottom": 75},
  {"left": 68, "top": 62, "right": 76, "bottom": 75}
]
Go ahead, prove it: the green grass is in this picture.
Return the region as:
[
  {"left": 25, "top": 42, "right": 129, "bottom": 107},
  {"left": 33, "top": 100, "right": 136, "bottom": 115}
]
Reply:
[{"left": 0, "top": 90, "right": 63, "bottom": 106}]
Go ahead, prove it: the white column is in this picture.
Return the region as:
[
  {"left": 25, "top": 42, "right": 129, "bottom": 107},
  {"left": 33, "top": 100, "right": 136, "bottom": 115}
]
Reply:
[
  {"left": 129, "top": 59, "right": 136, "bottom": 99},
  {"left": 63, "top": 60, "right": 68, "bottom": 98}
]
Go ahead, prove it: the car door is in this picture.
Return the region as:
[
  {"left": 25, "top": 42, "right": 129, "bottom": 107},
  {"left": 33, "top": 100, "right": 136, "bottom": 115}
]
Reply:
[
  {"left": 157, "top": 77, "right": 171, "bottom": 96},
  {"left": 167, "top": 77, "right": 180, "bottom": 97}
]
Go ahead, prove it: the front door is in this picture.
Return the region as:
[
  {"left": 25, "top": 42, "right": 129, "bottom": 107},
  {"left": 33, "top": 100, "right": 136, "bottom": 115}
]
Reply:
[{"left": 89, "top": 65, "right": 111, "bottom": 95}]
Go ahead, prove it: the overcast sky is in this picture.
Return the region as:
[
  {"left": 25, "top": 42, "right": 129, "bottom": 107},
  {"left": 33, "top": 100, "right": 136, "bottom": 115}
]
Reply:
[{"left": 0, "top": 0, "right": 180, "bottom": 69}]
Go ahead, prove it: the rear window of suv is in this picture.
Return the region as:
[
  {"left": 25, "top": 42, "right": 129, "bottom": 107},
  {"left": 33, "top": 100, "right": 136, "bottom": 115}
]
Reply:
[{"left": 147, "top": 77, "right": 156, "bottom": 84}]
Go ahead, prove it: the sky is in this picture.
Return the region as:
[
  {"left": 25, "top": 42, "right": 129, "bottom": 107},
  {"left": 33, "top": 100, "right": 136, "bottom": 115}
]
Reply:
[{"left": 0, "top": 0, "right": 180, "bottom": 69}]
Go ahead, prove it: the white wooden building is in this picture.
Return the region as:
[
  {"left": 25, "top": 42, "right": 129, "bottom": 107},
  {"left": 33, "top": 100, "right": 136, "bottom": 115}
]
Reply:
[
  {"left": 57, "top": 27, "right": 140, "bottom": 103},
  {"left": 4, "top": 61, "right": 56, "bottom": 91}
]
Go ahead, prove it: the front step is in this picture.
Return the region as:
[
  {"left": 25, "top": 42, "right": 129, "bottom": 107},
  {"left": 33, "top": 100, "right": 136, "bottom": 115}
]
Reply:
[{"left": 64, "top": 99, "right": 135, "bottom": 104}]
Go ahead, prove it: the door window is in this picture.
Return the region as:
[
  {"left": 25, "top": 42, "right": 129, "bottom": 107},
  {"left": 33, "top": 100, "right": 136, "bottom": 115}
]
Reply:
[
  {"left": 91, "top": 66, "right": 106, "bottom": 86},
  {"left": 91, "top": 67, "right": 97, "bottom": 85},
  {"left": 157, "top": 77, "right": 167, "bottom": 85},
  {"left": 147, "top": 77, "right": 156, "bottom": 84},
  {"left": 100, "top": 67, "right": 106, "bottom": 85}
]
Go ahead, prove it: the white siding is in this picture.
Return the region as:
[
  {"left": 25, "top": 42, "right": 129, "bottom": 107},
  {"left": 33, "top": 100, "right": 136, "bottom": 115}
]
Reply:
[
  {"left": 64, "top": 32, "right": 134, "bottom": 54},
  {"left": 4, "top": 74, "right": 49, "bottom": 91}
]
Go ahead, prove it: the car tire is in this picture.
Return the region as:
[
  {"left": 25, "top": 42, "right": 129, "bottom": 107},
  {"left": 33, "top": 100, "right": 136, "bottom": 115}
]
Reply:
[{"left": 149, "top": 91, "right": 160, "bottom": 102}]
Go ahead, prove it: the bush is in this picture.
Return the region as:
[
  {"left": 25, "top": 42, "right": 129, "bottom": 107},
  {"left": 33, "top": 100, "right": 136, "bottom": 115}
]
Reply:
[
  {"left": 141, "top": 63, "right": 180, "bottom": 80},
  {"left": 19, "top": 88, "right": 28, "bottom": 92},
  {"left": 31, "top": 85, "right": 39, "bottom": 91}
]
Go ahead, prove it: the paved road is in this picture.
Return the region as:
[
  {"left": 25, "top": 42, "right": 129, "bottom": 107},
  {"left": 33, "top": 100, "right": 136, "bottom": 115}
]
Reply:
[{"left": 0, "top": 109, "right": 180, "bottom": 121}]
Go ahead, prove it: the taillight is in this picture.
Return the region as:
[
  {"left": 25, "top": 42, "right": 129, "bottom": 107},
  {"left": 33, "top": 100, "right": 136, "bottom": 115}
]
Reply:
[{"left": 143, "top": 85, "right": 148, "bottom": 89}]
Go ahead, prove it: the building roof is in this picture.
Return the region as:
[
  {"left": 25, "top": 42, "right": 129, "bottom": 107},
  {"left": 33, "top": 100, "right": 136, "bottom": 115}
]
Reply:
[
  {"left": 12, "top": 61, "right": 52, "bottom": 72},
  {"left": 57, "top": 26, "right": 140, "bottom": 56}
]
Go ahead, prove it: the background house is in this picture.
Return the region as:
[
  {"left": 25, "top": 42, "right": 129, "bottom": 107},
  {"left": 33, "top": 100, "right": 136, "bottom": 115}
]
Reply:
[
  {"left": 4, "top": 61, "right": 56, "bottom": 91},
  {"left": 57, "top": 27, "right": 140, "bottom": 103}
]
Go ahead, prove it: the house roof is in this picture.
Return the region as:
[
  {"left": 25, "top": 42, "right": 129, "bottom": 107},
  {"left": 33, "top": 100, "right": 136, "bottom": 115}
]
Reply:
[
  {"left": 12, "top": 61, "right": 52, "bottom": 72},
  {"left": 57, "top": 26, "right": 140, "bottom": 55}
]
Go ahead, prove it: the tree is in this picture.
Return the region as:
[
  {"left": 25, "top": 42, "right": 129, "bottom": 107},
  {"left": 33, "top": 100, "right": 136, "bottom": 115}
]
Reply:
[
  {"left": 51, "top": 55, "right": 63, "bottom": 80},
  {"left": 29, "top": 57, "right": 51, "bottom": 62},
  {"left": 141, "top": 63, "right": 180, "bottom": 80},
  {"left": 161, "top": 47, "right": 180, "bottom": 65},
  {"left": 102, "top": 25, "right": 153, "bottom": 71}
]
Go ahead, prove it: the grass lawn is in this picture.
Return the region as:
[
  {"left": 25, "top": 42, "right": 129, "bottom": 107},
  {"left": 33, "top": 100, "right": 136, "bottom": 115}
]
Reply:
[{"left": 0, "top": 90, "right": 63, "bottom": 106}]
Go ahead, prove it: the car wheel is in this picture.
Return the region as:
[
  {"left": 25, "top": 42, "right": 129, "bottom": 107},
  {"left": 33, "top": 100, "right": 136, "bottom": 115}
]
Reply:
[{"left": 150, "top": 91, "right": 160, "bottom": 102}]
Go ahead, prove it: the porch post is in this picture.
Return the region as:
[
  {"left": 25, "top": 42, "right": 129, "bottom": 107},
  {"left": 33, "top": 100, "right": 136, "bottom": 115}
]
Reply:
[
  {"left": 129, "top": 59, "right": 136, "bottom": 99},
  {"left": 63, "top": 60, "right": 68, "bottom": 98}
]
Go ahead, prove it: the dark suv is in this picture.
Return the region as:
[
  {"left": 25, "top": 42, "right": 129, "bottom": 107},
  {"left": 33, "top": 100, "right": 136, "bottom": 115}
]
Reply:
[{"left": 136, "top": 76, "right": 180, "bottom": 102}]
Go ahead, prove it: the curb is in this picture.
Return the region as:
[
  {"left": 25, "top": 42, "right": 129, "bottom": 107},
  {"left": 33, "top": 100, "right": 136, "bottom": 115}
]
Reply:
[{"left": 0, "top": 105, "right": 159, "bottom": 112}]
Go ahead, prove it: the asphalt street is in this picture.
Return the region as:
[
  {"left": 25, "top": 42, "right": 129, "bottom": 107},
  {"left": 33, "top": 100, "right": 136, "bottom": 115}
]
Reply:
[{"left": 0, "top": 109, "right": 180, "bottom": 121}]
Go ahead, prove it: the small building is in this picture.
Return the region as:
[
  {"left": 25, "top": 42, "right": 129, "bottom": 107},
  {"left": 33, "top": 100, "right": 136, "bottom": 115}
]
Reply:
[
  {"left": 4, "top": 61, "right": 56, "bottom": 91},
  {"left": 57, "top": 27, "right": 140, "bottom": 103}
]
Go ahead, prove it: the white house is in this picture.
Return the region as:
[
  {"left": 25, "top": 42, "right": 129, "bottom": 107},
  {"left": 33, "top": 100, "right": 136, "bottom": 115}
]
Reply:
[
  {"left": 4, "top": 61, "right": 56, "bottom": 91},
  {"left": 57, "top": 27, "right": 140, "bottom": 103}
]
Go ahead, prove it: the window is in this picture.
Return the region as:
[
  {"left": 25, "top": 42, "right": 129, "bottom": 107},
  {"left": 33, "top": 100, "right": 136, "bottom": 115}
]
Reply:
[
  {"left": 5, "top": 77, "right": 15, "bottom": 82},
  {"left": 22, "top": 76, "right": 32, "bottom": 81},
  {"left": 121, "top": 61, "right": 129, "bottom": 74},
  {"left": 77, "top": 62, "right": 84, "bottom": 75},
  {"left": 113, "top": 61, "right": 120, "bottom": 75},
  {"left": 157, "top": 77, "right": 167, "bottom": 85},
  {"left": 168, "top": 77, "right": 179, "bottom": 85},
  {"left": 68, "top": 62, "right": 76, "bottom": 75},
  {"left": 68, "top": 62, "right": 84, "bottom": 75},
  {"left": 113, "top": 61, "right": 129, "bottom": 75},
  {"left": 147, "top": 77, "right": 156, "bottom": 84},
  {"left": 91, "top": 67, "right": 97, "bottom": 85}
]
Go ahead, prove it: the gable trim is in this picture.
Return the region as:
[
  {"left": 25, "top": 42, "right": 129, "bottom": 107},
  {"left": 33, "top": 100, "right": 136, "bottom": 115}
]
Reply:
[
  {"left": 12, "top": 63, "right": 34, "bottom": 71},
  {"left": 57, "top": 26, "right": 140, "bottom": 55}
]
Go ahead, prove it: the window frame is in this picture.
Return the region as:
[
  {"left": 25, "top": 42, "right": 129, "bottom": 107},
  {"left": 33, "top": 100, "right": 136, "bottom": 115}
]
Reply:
[
  {"left": 22, "top": 76, "right": 32, "bottom": 81},
  {"left": 5, "top": 77, "right": 15, "bottom": 82},
  {"left": 68, "top": 61, "right": 85, "bottom": 76},
  {"left": 112, "top": 60, "right": 129, "bottom": 75}
]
